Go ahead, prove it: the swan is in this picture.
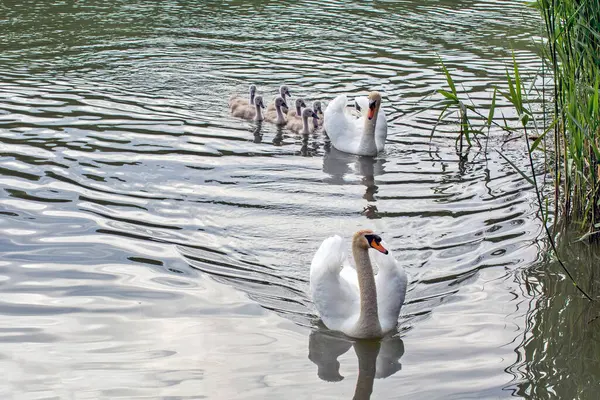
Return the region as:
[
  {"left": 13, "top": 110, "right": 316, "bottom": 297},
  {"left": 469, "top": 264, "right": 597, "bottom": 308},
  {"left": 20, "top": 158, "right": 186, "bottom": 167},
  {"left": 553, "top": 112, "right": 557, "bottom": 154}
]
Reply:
[
  {"left": 264, "top": 96, "right": 289, "bottom": 125},
  {"left": 229, "top": 84, "right": 257, "bottom": 113},
  {"left": 266, "top": 85, "right": 292, "bottom": 113},
  {"left": 310, "top": 230, "right": 407, "bottom": 339},
  {"left": 323, "top": 91, "right": 388, "bottom": 156},
  {"left": 286, "top": 107, "right": 319, "bottom": 134},
  {"left": 287, "top": 98, "right": 307, "bottom": 119},
  {"left": 312, "top": 101, "right": 323, "bottom": 129},
  {"left": 231, "top": 95, "right": 266, "bottom": 121}
]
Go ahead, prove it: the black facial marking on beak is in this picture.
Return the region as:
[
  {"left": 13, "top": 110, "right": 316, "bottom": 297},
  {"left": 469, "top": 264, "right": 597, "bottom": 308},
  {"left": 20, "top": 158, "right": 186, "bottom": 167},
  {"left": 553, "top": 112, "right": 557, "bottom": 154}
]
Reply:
[{"left": 369, "top": 100, "right": 377, "bottom": 110}]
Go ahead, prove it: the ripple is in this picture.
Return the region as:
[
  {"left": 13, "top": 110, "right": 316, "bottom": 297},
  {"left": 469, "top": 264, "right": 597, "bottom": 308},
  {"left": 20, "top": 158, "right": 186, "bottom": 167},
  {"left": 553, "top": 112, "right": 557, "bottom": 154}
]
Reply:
[{"left": 0, "top": 0, "right": 546, "bottom": 398}]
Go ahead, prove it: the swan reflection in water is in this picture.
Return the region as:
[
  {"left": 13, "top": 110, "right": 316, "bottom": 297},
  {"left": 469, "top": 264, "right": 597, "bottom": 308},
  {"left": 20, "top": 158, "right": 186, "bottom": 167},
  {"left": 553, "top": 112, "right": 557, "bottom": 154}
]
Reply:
[
  {"left": 323, "top": 145, "right": 386, "bottom": 216},
  {"left": 308, "top": 329, "right": 405, "bottom": 400}
]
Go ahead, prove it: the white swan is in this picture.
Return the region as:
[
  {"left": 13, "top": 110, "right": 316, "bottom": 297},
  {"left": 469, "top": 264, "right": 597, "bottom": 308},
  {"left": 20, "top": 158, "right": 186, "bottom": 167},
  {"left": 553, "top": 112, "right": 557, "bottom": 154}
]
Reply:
[
  {"left": 323, "top": 92, "right": 387, "bottom": 156},
  {"left": 286, "top": 107, "right": 318, "bottom": 134},
  {"left": 310, "top": 230, "right": 407, "bottom": 339},
  {"left": 231, "top": 95, "right": 266, "bottom": 121},
  {"left": 264, "top": 96, "right": 288, "bottom": 125},
  {"left": 229, "top": 84, "right": 257, "bottom": 113}
]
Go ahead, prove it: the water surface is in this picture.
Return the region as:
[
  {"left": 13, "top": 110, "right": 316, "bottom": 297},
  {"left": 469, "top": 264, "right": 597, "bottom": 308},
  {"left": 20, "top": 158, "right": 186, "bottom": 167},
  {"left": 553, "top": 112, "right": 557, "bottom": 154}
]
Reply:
[{"left": 2, "top": 1, "right": 592, "bottom": 399}]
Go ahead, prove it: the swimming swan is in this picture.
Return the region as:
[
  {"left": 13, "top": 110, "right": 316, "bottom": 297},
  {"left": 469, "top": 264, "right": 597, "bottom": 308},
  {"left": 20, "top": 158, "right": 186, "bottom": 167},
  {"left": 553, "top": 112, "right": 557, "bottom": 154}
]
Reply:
[
  {"left": 231, "top": 95, "right": 266, "bottom": 121},
  {"left": 264, "top": 96, "right": 289, "bottom": 125},
  {"left": 323, "top": 92, "right": 387, "bottom": 156},
  {"left": 229, "top": 84, "right": 257, "bottom": 113},
  {"left": 286, "top": 107, "right": 318, "bottom": 134},
  {"left": 287, "top": 98, "right": 308, "bottom": 119},
  {"left": 312, "top": 101, "right": 324, "bottom": 129},
  {"left": 266, "top": 85, "right": 292, "bottom": 113},
  {"left": 310, "top": 230, "right": 407, "bottom": 339}
]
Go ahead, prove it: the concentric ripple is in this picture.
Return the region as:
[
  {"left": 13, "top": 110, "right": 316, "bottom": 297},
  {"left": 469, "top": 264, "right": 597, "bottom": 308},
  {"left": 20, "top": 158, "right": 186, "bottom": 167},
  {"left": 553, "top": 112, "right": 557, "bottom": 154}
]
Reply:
[{"left": 0, "top": 0, "right": 546, "bottom": 398}]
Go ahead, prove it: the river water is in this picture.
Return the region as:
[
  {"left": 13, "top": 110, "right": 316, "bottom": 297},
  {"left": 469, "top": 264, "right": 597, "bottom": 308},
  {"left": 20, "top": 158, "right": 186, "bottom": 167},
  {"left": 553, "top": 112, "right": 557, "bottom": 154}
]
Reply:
[{"left": 1, "top": 0, "right": 598, "bottom": 399}]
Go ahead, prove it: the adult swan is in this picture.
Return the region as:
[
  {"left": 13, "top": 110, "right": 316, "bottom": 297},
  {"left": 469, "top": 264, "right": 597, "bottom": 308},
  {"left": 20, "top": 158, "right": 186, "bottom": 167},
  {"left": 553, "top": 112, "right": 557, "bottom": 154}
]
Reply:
[
  {"left": 310, "top": 230, "right": 407, "bottom": 339},
  {"left": 323, "top": 91, "right": 387, "bottom": 156}
]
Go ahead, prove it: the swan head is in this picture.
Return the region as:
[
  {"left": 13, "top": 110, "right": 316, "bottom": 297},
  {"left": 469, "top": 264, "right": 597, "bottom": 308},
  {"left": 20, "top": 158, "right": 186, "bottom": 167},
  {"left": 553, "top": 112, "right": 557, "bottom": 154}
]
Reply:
[
  {"left": 295, "top": 98, "right": 307, "bottom": 109},
  {"left": 367, "top": 92, "right": 382, "bottom": 120},
  {"left": 302, "top": 107, "right": 318, "bottom": 119},
  {"left": 249, "top": 84, "right": 257, "bottom": 95},
  {"left": 312, "top": 101, "right": 322, "bottom": 113},
  {"left": 279, "top": 85, "right": 291, "bottom": 98},
  {"left": 275, "top": 96, "right": 288, "bottom": 112},
  {"left": 353, "top": 229, "right": 388, "bottom": 254},
  {"left": 254, "top": 95, "right": 265, "bottom": 109}
]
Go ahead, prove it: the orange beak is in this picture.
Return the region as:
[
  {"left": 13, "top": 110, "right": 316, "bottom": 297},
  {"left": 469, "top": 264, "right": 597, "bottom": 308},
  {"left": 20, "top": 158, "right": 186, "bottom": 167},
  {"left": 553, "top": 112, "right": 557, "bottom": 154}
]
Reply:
[
  {"left": 370, "top": 240, "right": 388, "bottom": 254},
  {"left": 367, "top": 107, "right": 376, "bottom": 120}
]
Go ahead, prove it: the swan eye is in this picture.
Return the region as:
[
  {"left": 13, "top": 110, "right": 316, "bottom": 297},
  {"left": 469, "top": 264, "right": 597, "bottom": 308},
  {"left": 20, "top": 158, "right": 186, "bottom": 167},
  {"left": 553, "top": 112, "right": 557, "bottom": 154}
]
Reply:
[
  {"left": 365, "top": 234, "right": 388, "bottom": 254},
  {"left": 369, "top": 100, "right": 377, "bottom": 110}
]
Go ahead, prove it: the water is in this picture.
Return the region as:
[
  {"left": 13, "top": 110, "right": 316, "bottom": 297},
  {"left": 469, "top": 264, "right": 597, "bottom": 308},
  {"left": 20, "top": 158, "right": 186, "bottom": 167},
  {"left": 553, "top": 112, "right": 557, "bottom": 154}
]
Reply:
[{"left": 1, "top": 0, "right": 596, "bottom": 398}]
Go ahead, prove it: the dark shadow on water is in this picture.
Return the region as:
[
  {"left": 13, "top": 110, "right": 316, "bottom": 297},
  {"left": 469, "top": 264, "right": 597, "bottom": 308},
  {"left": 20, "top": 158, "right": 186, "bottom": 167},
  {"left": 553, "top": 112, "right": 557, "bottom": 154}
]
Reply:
[
  {"left": 299, "top": 133, "right": 321, "bottom": 157},
  {"left": 322, "top": 146, "right": 386, "bottom": 213},
  {"left": 251, "top": 121, "right": 263, "bottom": 144},
  {"left": 308, "top": 329, "right": 404, "bottom": 400},
  {"left": 510, "top": 229, "right": 600, "bottom": 399}
]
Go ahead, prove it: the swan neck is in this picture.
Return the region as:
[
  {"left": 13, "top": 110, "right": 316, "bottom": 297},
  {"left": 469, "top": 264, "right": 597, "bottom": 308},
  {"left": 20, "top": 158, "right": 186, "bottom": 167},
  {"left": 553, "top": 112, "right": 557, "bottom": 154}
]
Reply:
[
  {"left": 362, "top": 109, "right": 378, "bottom": 136},
  {"left": 276, "top": 106, "right": 285, "bottom": 123},
  {"left": 352, "top": 245, "right": 380, "bottom": 335},
  {"left": 313, "top": 116, "right": 319, "bottom": 129},
  {"left": 255, "top": 103, "right": 263, "bottom": 121},
  {"left": 250, "top": 91, "right": 255, "bottom": 105},
  {"left": 302, "top": 114, "right": 310, "bottom": 134},
  {"left": 296, "top": 105, "right": 302, "bottom": 116}
]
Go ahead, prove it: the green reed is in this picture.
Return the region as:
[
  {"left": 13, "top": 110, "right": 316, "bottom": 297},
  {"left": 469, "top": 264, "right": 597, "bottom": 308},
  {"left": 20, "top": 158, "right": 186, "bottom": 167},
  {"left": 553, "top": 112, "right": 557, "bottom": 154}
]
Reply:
[
  {"left": 431, "top": 0, "right": 600, "bottom": 298},
  {"left": 435, "top": 0, "right": 600, "bottom": 238},
  {"left": 535, "top": 0, "right": 600, "bottom": 235}
]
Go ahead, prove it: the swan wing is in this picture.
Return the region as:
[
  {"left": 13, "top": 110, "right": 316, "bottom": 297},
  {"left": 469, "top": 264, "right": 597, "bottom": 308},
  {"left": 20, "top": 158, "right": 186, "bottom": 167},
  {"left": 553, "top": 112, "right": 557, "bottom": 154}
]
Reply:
[
  {"left": 373, "top": 249, "right": 407, "bottom": 333},
  {"left": 310, "top": 235, "right": 360, "bottom": 331},
  {"left": 324, "top": 94, "right": 368, "bottom": 155},
  {"left": 229, "top": 95, "right": 247, "bottom": 111}
]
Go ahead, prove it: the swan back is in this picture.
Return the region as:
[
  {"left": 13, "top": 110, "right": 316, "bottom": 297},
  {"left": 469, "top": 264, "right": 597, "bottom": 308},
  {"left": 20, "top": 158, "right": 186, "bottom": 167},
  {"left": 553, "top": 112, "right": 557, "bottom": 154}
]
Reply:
[
  {"left": 229, "top": 84, "right": 257, "bottom": 112},
  {"left": 231, "top": 94, "right": 265, "bottom": 121}
]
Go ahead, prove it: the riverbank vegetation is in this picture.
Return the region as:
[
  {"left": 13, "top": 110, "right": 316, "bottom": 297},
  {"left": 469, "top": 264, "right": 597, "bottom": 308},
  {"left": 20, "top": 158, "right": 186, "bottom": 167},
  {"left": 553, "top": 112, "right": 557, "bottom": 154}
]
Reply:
[{"left": 436, "top": 0, "right": 600, "bottom": 241}]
